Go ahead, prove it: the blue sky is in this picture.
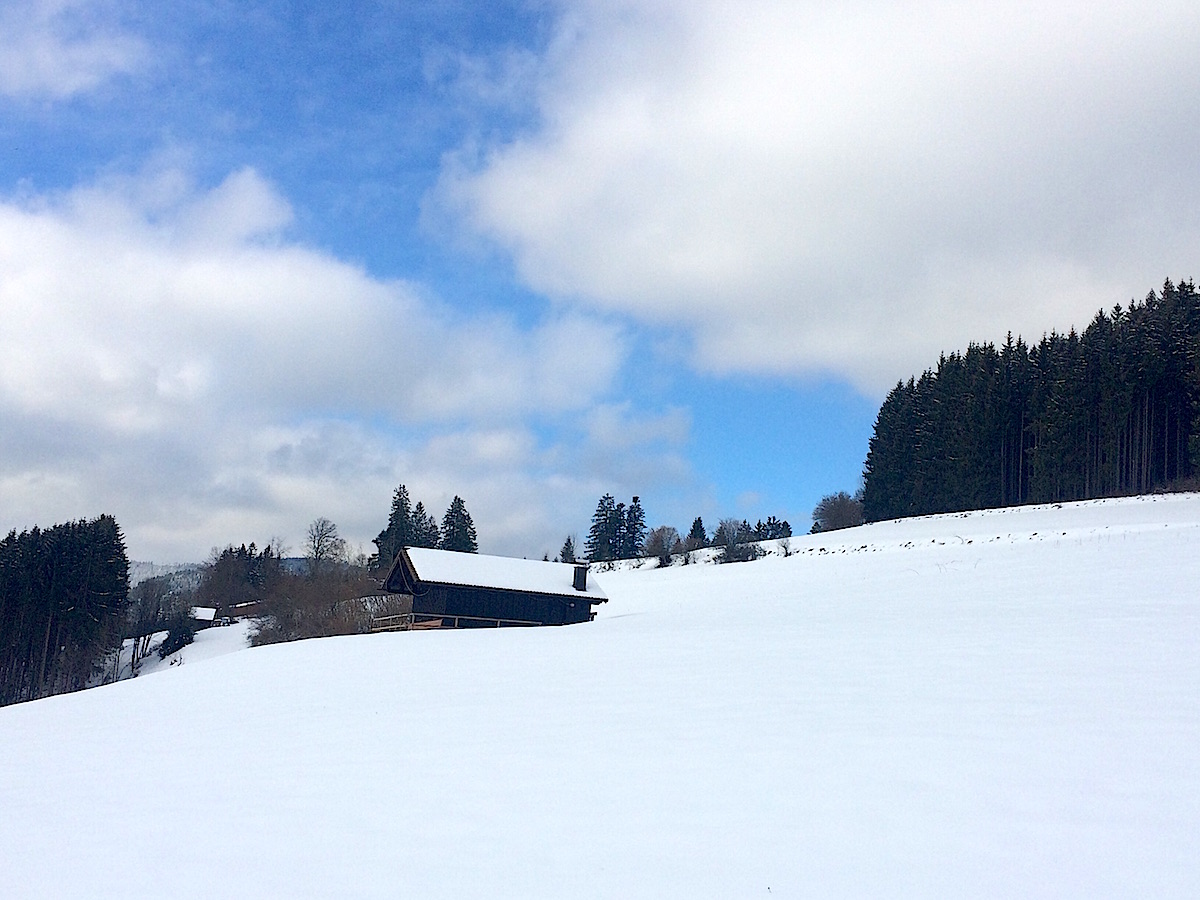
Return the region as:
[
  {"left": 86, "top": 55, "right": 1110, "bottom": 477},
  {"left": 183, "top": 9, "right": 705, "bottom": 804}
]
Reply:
[{"left": 2, "top": 0, "right": 1198, "bottom": 561}]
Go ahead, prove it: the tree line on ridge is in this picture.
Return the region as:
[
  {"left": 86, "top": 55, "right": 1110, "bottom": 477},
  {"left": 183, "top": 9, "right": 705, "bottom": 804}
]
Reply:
[{"left": 862, "top": 279, "right": 1200, "bottom": 521}]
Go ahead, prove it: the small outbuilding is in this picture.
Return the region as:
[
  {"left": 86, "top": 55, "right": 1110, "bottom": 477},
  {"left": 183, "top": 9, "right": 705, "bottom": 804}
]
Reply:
[
  {"left": 188, "top": 606, "right": 217, "bottom": 629},
  {"left": 381, "top": 547, "right": 606, "bottom": 628}
]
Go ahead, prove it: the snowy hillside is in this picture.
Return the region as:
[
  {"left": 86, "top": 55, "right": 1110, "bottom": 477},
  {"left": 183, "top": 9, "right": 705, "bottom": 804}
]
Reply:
[
  {"left": 2, "top": 495, "right": 1199, "bottom": 898},
  {"left": 101, "top": 620, "right": 256, "bottom": 683}
]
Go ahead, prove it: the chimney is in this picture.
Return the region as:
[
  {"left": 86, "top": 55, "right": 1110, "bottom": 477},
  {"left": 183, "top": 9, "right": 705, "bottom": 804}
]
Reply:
[{"left": 573, "top": 564, "right": 588, "bottom": 592}]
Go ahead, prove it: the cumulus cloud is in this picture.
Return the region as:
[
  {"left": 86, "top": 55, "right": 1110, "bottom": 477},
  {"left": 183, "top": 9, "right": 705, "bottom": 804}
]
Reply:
[
  {"left": 441, "top": 0, "right": 1200, "bottom": 393},
  {"left": 0, "top": 167, "right": 625, "bottom": 424},
  {"left": 0, "top": 0, "right": 145, "bottom": 98},
  {"left": 0, "top": 168, "right": 651, "bottom": 559}
]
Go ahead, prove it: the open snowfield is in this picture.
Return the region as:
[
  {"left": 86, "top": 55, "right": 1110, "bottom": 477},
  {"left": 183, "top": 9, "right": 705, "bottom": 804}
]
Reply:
[{"left": 2, "top": 495, "right": 1199, "bottom": 898}]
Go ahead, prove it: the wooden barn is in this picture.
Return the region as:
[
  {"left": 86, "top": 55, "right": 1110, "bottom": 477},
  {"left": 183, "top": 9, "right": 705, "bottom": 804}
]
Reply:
[{"left": 379, "top": 547, "right": 607, "bottom": 629}]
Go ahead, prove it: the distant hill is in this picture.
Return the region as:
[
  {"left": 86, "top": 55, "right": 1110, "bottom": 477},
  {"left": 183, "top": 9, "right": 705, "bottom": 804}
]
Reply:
[
  {"left": 130, "top": 557, "right": 309, "bottom": 586},
  {"left": 128, "top": 560, "right": 203, "bottom": 587}
]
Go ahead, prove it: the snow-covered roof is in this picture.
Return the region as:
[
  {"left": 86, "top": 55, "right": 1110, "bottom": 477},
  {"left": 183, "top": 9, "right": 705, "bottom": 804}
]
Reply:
[
  {"left": 189, "top": 606, "right": 217, "bottom": 621},
  {"left": 402, "top": 547, "right": 606, "bottom": 601}
]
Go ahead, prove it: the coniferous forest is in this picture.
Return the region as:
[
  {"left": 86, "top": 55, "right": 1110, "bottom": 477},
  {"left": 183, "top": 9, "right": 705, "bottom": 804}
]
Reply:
[
  {"left": 862, "top": 280, "right": 1200, "bottom": 521},
  {"left": 0, "top": 516, "right": 129, "bottom": 706}
]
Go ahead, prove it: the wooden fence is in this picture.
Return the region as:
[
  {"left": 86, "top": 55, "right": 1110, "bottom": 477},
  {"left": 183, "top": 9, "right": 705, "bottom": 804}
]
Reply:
[{"left": 369, "top": 612, "right": 543, "bottom": 632}]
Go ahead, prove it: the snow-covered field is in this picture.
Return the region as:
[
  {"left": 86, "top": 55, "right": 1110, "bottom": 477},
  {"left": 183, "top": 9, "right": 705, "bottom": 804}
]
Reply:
[{"left": 2, "top": 495, "right": 1198, "bottom": 898}]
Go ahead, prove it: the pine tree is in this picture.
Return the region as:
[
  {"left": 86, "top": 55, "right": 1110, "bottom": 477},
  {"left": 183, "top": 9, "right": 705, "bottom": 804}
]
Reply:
[
  {"left": 685, "top": 517, "right": 708, "bottom": 550},
  {"left": 439, "top": 496, "right": 478, "bottom": 553},
  {"left": 559, "top": 535, "right": 576, "bottom": 564}
]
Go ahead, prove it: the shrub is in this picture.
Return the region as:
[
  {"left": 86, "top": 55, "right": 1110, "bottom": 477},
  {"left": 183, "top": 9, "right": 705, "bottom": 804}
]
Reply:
[
  {"left": 811, "top": 491, "right": 864, "bottom": 533},
  {"left": 158, "top": 624, "right": 195, "bottom": 659},
  {"left": 250, "top": 566, "right": 392, "bottom": 646}
]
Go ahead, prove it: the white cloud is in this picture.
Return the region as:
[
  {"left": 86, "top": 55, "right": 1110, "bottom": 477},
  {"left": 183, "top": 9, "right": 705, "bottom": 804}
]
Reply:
[
  {"left": 0, "top": 168, "right": 653, "bottom": 560},
  {"left": 576, "top": 402, "right": 692, "bottom": 490},
  {"left": 441, "top": 0, "right": 1200, "bottom": 393},
  {"left": 0, "top": 0, "right": 145, "bottom": 98},
  {"left": 0, "top": 167, "right": 624, "bottom": 426}
]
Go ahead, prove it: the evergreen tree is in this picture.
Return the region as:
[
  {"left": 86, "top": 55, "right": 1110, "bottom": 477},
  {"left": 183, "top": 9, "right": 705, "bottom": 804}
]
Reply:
[
  {"left": 0, "top": 515, "right": 130, "bottom": 706},
  {"left": 372, "top": 484, "right": 413, "bottom": 571},
  {"left": 411, "top": 502, "right": 440, "bottom": 549},
  {"left": 585, "top": 494, "right": 617, "bottom": 561},
  {"left": 559, "top": 535, "right": 576, "bottom": 564},
  {"left": 439, "top": 496, "right": 478, "bottom": 553},
  {"left": 198, "top": 542, "right": 282, "bottom": 610},
  {"left": 861, "top": 280, "right": 1200, "bottom": 520},
  {"left": 585, "top": 493, "right": 649, "bottom": 560},
  {"left": 765, "top": 516, "right": 792, "bottom": 539},
  {"left": 685, "top": 517, "right": 708, "bottom": 550},
  {"left": 752, "top": 517, "right": 792, "bottom": 540},
  {"left": 610, "top": 501, "right": 627, "bottom": 557},
  {"left": 622, "top": 496, "right": 647, "bottom": 558}
]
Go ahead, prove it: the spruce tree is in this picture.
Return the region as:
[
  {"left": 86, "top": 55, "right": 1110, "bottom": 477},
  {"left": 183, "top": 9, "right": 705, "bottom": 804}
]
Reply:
[
  {"left": 861, "top": 280, "right": 1200, "bottom": 519},
  {"left": 610, "top": 501, "right": 627, "bottom": 558},
  {"left": 559, "top": 535, "right": 576, "bottom": 564},
  {"left": 685, "top": 517, "right": 708, "bottom": 550},
  {"left": 372, "top": 485, "right": 413, "bottom": 571},
  {"left": 760, "top": 516, "right": 791, "bottom": 539},
  {"left": 439, "top": 496, "right": 478, "bottom": 553},
  {"left": 411, "top": 502, "right": 440, "bottom": 549},
  {"left": 623, "top": 496, "right": 647, "bottom": 558},
  {"left": 584, "top": 494, "right": 648, "bottom": 560},
  {"left": 0, "top": 515, "right": 130, "bottom": 706},
  {"left": 585, "top": 494, "right": 617, "bottom": 561}
]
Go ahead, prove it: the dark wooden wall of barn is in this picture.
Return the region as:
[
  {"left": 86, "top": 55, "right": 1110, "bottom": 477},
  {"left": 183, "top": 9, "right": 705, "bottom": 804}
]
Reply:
[{"left": 412, "top": 585, "right": 592, "bottom": 626}]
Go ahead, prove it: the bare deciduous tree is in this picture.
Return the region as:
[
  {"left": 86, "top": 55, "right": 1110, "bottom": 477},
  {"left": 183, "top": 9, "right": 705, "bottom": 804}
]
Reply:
[
  {"left": 644, "top": 526, "right": 682, "bottom": 567},
  {"left": 305, "top": 517, "right": 346, "bottom": 578},
  {"left": 126, "top": 575, "right": 172, "bottom": 675}
]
